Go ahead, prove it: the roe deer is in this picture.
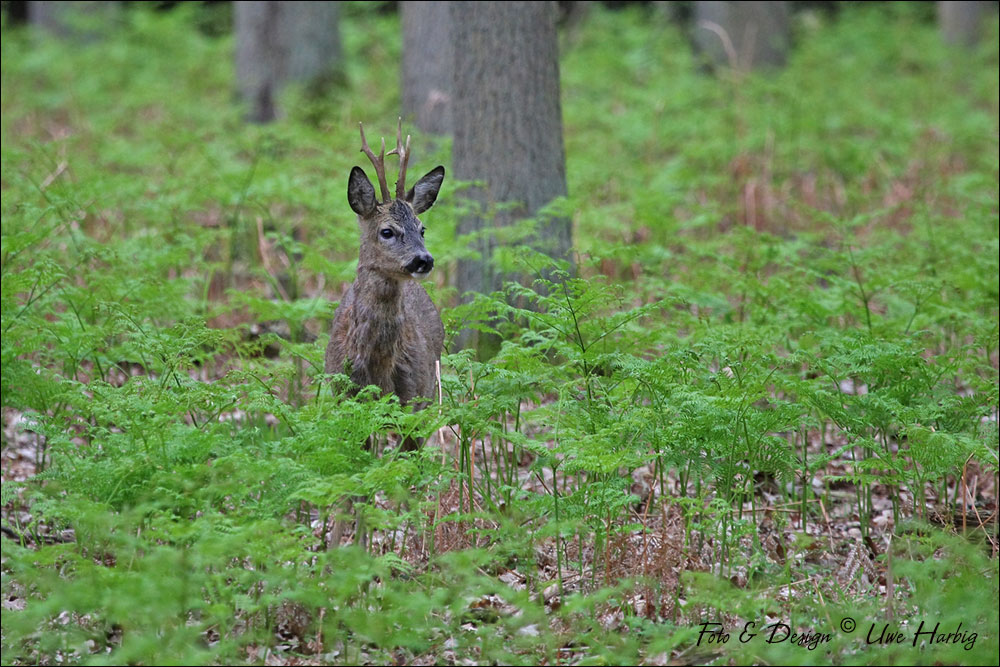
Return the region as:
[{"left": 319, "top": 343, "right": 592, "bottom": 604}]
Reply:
[{"left": 325, "top": 120, "right": 445, "bottom": 450}]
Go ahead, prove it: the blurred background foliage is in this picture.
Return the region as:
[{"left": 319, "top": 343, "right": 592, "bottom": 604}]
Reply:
[{"left": 1, "top": 1, "right": 998, "bottom": 664}]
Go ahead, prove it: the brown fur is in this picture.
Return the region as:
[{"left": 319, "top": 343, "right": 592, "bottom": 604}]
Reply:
[{"left": 325, "top": 161, "right": 445, "bottom": 415}]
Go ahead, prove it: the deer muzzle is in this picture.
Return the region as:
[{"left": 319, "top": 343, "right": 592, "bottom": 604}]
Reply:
[{"left": 405, "top": 253, "right": 434, "bottom": 278}]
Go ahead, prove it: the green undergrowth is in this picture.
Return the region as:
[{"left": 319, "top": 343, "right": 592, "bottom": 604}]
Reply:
[{"left": 2, "top": 3, "right": 998, "bottom": 664}]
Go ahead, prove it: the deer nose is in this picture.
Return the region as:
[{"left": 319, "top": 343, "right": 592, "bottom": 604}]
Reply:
[{"left": 405, "top": 254, "right": 434, "bottom": 275}]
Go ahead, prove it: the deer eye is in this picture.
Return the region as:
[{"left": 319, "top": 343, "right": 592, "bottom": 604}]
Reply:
[
  {"left": 379, "top": 228, "right": 394, "bottom": 239},
  {"left": 420, "top": 228, "right": 425, "bottom": 237}
]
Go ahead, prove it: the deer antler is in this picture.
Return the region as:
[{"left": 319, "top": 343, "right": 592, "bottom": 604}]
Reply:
[
  {"left": 387, "top": 117, "right": 411, "bottom": 201},
  {"left": 359, "top": 122, "right": 392, "bottom": 203}
]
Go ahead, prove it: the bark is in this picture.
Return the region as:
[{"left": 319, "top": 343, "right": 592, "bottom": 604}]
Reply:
[
  {"left": 692, "top": 1, "right": 790, "bottom": 71},
  {"left": 234, "top": 1, "right": 342, "bottom": 123},
  {"left": 938, "top": 1, "right": 992, "bottom": 47},
  {"left": 450, "top": 0, "right": 572, "bottom": 317},
  {"left": 401, "top": 1, "right": 453, "bottom": 136}
]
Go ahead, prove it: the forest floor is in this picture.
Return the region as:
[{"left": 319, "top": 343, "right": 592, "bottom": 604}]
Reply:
[{"left": 4, "top": 394, "right": 997, "bottom": 665}]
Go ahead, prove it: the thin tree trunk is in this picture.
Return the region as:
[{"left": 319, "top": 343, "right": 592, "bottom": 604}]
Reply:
[
  {"left": 692, "top": 1, "right": 790, "bottom": 71},
  {"left": 938, "top": 1, "right": 991, "bottom": 47},
  {"left": 234, "top": 1, "right": 342, "bottom": 123}
]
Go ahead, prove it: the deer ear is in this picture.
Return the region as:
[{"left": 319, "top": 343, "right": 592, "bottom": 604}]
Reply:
[
  {"left": 348, "top": 166, "right": 377, "bottom": 217},
  {"left": 406, "top": 166, "right": 445, "bottom": 215}
]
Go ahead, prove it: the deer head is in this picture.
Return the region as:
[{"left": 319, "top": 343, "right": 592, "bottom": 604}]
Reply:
[{"left": 348, "top": 119, "right": 445, "bottom": 280}]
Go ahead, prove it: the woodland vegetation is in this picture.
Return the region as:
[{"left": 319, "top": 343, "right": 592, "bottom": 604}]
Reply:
[{"left": 2, "top": 2, "right": 998, "bottom": 664}]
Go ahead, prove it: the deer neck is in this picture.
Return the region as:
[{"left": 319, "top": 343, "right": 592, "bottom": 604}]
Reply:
[
  {"left": 351, "top": 267, "right": 406, "bottom": 377},
  {"left": 355, "top": 265, "right": 403, "bottom": 306}
]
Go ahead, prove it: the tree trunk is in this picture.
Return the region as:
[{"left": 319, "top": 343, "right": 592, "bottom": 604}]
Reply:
[
  {"left": 938, "top": 1, "right": 991, "bottom": 47},
  {"left": 692, "top": 1, "right": 790, "bottom": 71},
  {"left": 450, "top": 0, "right": 571, "bottom": 350},
  {"left": 234, "top": 1, "right": 342, "bottom": 124},
  {"left": 401, "top": 1, "right": 453, "bottom": 136}
]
